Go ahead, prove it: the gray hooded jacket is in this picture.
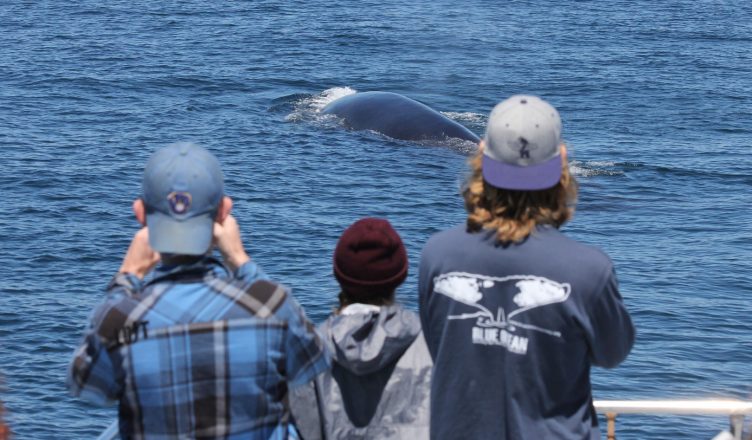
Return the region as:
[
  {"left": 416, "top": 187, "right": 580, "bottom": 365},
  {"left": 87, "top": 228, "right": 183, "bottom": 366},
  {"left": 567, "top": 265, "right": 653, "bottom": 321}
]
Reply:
[{"left": 290, "top": 303, "right": 432, "bottom": 440}]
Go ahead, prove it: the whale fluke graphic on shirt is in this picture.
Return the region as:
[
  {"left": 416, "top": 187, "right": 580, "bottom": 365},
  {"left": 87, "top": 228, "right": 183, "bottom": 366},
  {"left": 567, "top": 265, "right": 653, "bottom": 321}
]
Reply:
[{"left": 433, "top": 272, "right": 571, "bottom": 354}]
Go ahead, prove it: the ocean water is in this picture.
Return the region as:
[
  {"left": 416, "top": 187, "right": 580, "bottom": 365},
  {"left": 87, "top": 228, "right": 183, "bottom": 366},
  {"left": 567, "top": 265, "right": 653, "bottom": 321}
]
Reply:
[{"left": 1, "top": 0, "right": 751, "bottom": 438}]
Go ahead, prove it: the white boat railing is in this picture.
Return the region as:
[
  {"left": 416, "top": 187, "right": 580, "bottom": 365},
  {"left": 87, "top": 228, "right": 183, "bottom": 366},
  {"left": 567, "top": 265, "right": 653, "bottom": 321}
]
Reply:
[
  {"left": 97, "top": 399, "right": 752, "bottom": 439},
  {"left": 594, "top": 399, "right": 752, "bottom": 440}
]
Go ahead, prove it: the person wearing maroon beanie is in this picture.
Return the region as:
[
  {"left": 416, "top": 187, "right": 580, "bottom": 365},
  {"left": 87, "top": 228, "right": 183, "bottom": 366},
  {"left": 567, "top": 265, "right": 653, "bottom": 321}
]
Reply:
[
  {"left": 290, "top": 218, "right": 432, "bottom": 440},
  {"left": 333, "top": 217, "right": 408, "bottom": 307}
]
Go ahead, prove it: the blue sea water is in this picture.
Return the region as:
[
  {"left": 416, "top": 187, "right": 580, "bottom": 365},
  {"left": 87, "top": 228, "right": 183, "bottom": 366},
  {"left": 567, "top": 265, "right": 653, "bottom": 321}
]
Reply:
[{"left": 1, "top": 0, "right": 751, "bottom": 438}]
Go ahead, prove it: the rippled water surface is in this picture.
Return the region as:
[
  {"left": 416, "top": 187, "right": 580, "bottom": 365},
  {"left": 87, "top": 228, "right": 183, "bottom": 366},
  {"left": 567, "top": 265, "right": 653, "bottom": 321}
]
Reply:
[{"left": 1, "top": 1, "right": 751, "bottom": 438}]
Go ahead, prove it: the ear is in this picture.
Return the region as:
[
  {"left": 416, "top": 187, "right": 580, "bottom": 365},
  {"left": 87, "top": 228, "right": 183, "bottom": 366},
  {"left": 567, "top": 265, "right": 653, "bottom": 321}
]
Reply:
[
  {"left": 132, "top": 199, "right": 146, "bottom": 226},
  {"left": 560, "top": 144, "right": 568, "bottom": 161},
  {"left": 478, "top": 140, "right": 485, "bottom": 152},
  {"left": 215, "top": 196, "right": 233, "bottom": 224}
]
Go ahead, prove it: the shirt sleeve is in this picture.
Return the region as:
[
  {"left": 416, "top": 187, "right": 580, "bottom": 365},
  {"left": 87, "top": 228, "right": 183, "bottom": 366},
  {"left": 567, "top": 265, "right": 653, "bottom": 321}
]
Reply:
[
  {"left": 66, "top": 273, "right": 140, "bottom": 405},
  {"left": 234, "top": 260, "right": 269, "bottom": 284},
  {"left": 67, "top": 324, "right": 120, "bottom": 405},
  {"left": 417, "top": 244, "right": 438, "bottom": 360},
  {"left": 584, "top": 266, "right": 636, "bottom": 368},
  {"left": 277, "top": 297, "right": 330, "bottom": 388}
]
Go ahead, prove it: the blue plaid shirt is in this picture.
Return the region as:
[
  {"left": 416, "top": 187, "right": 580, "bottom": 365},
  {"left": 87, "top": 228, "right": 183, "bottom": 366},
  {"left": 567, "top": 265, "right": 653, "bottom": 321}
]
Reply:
[{"left": 68, "top": 257, "right": 330, "bottom": 439}]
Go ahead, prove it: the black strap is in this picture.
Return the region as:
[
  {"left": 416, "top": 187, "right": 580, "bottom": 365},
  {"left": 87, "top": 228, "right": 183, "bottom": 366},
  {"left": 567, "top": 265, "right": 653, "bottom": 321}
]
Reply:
[{"left": 313, "top": 379, "right": 327, "bottom": 440}]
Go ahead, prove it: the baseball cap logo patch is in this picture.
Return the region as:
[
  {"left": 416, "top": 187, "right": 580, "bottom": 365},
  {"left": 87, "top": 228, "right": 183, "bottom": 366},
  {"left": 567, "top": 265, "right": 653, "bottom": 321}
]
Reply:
[
  {"left": 519, "top": 137, "right": 532, "bottom": 159},
  {"left": 167, "top": 191, "right": 192, "bottom": 215}
]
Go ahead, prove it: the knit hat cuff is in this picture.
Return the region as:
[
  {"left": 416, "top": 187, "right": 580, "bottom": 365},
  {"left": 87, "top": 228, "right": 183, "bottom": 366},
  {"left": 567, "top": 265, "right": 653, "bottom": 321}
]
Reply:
[{"left": 333, "top": 260, "right": 408, "bottom": 289}]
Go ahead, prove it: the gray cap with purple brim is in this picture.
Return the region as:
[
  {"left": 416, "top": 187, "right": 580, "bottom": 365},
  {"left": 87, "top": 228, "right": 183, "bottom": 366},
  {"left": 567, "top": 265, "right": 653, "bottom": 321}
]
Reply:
[{"left": 482, "top": 95, "right": 563, "bottom": 191}]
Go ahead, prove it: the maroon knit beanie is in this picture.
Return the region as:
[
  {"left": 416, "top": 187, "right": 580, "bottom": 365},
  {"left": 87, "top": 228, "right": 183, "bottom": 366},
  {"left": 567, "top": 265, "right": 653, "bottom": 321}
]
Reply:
[{"left": 333, "top": 218, "right": 408, "bottom": 300}]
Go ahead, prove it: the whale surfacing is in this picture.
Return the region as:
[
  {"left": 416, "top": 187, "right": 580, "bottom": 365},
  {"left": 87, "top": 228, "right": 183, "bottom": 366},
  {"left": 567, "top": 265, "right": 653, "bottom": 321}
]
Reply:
[{"left": 322, "top": 91, "right": 480, "bottom": 143}]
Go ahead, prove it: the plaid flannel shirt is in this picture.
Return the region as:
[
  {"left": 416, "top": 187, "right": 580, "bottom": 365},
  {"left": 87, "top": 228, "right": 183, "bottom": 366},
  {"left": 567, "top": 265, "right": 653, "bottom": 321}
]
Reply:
[{"left": 68, "top": 257, "right": 329, "bottom": 440}]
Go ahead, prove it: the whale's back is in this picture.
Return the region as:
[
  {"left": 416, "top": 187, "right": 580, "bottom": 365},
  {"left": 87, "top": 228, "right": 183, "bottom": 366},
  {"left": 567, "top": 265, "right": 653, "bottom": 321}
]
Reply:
[{"left": 323, "top": 92, "right": 479, "bottom": 143}]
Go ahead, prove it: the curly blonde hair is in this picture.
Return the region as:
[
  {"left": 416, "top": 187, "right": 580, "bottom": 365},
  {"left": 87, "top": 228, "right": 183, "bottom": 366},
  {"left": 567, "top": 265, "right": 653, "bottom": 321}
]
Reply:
[{"left": 462, "top": 148, "right": 577, "bottom": 244}]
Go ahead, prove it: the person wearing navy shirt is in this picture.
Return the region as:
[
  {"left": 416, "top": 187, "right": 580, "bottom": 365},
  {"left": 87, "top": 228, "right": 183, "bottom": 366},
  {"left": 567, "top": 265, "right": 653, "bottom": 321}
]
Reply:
[{"left": 419, "top": 96, "right": 635, "bottom": 440}]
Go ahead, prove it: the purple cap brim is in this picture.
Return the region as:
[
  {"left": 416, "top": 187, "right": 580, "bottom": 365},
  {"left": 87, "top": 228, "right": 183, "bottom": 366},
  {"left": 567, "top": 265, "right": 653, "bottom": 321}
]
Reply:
[
  {"left": 482, "top": 154, "right": 563, "bottom": 191},
  {"left": 147, "top": 211, "right": 214, "bottom": 255}
]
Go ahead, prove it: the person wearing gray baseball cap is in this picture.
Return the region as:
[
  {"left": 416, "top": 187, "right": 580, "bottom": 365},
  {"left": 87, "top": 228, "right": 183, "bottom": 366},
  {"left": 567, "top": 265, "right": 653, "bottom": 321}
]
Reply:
[
  {"left": 418, "top": 96, "right": 635, "bottom": 439},
  {"left": 67, "top": 142, "right": 329, "bottom": 439}
]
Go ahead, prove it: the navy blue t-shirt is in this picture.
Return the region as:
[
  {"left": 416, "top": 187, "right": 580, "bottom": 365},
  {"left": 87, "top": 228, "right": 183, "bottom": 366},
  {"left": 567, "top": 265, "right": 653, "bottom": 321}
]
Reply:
[{"left": 418, "top": 225, "right": 634, "bottom": 440}]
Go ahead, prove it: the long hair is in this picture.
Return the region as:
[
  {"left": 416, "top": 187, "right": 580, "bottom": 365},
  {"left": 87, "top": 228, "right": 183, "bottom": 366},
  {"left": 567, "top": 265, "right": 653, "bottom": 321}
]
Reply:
[{"left": 462, "top": 148, "right": 577, "bottom": 244}]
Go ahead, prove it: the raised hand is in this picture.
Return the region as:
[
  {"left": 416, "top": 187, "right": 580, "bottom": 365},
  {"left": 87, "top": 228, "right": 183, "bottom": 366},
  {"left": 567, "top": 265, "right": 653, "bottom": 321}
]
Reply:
[
  {"left": 118, "top": 227, "right": 161, "bottom": 279},
  {"left": 213, "top": 214, "right": 250, "bottom": 271}
]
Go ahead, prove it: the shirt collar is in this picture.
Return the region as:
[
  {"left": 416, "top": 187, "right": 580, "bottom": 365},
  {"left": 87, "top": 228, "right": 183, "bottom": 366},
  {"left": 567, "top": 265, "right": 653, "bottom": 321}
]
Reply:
[{"left": 147, "top": 255, "right": 229, "bottom": 285}]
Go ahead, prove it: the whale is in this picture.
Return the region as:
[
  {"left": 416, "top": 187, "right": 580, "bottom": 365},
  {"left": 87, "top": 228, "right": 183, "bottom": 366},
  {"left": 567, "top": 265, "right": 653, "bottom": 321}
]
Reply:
[{"left": 322, "top": 91, "right": 480, "bottom": 143}]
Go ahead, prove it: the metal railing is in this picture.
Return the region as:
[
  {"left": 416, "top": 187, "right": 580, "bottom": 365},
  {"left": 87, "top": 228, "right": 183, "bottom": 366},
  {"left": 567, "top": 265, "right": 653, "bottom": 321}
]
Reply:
[
  {"left": 594, "top": 400, "right": 752, "bottom": 440},
  {"left": 98, "top": 399, "right": 752, "bottom": 439}
]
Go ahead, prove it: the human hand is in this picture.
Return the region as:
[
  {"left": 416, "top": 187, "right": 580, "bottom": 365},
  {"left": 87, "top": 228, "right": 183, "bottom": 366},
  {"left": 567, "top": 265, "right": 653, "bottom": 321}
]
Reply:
[
  {"left": 0, "top": 400, "right": 9, "bottom": 440},
  {"left": 213, "top": 214, "right": 250, "bottom": 271},
  {"left": 118, "top": 227, "right": 161, "bottom": 279}
]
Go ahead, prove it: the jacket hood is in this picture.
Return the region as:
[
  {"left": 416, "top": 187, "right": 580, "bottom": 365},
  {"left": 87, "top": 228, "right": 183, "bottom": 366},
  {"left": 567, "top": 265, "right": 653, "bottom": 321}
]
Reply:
[{"left": 321, "top": 303, "right": 421, "bottom": 375}]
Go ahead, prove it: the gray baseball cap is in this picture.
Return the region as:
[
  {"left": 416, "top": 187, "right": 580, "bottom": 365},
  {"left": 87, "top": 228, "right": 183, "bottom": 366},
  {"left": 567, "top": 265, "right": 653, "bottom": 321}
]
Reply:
[
  {"left": 142, "top": 142, "right": 224, "bottom": 255},
  {"left": 482, "top": 95, "right": 563, "bottom": 191}
]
